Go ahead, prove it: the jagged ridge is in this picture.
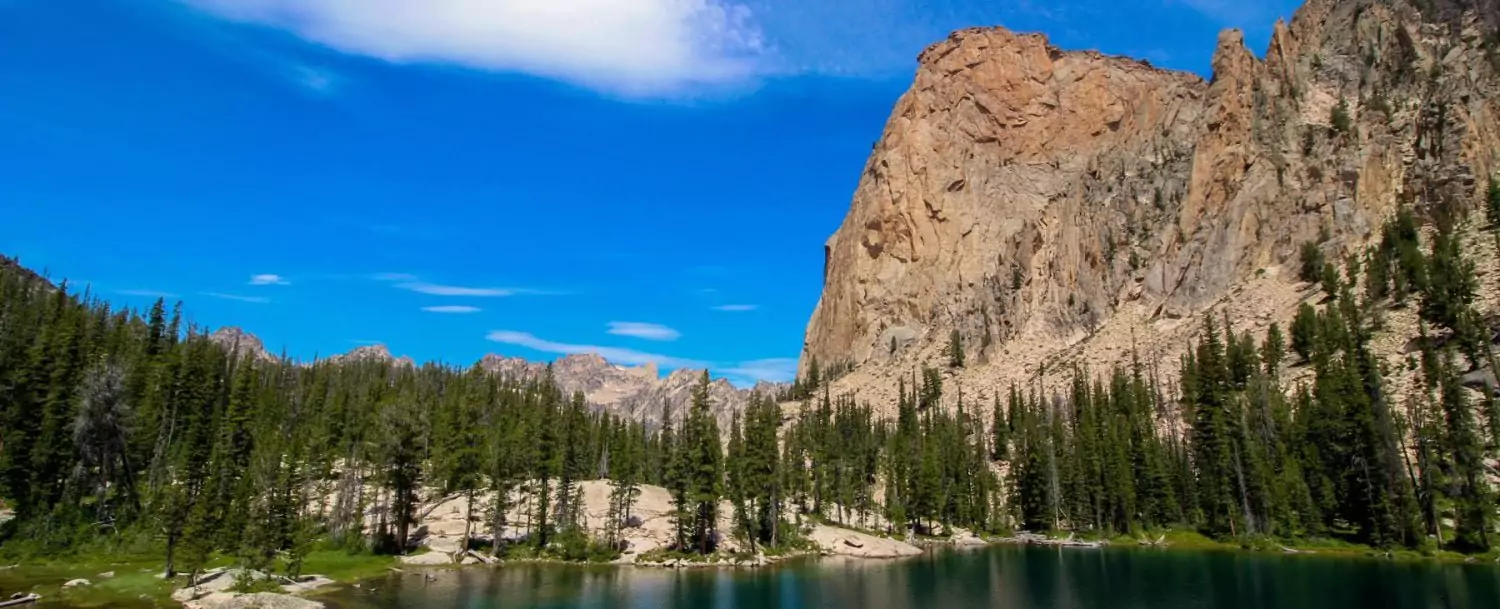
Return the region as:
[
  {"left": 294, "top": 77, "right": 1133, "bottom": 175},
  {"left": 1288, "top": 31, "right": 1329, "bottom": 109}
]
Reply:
[{"left": 801, "top": 0, "right": 1500, "bottom": 408}]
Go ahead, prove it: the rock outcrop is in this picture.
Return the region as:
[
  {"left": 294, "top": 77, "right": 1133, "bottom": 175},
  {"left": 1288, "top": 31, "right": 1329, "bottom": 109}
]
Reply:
[
  {"left": 800, "top": 0, "right": 1500, "bottom": 406},
  {"left": 325, "top": 344, "right": 416, "bottom": 368},
  {"left": 209, "top": 327, "right": 277, "bottom": 364}
]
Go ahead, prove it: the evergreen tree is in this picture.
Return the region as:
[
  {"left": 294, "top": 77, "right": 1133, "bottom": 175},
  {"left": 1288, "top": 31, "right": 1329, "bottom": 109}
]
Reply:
[
  {"left": 1485, "top": 176, "right": 1500, "bottom": 229},
  {"left": 947, "top": 330, "right": 965, "bottom": 369}
]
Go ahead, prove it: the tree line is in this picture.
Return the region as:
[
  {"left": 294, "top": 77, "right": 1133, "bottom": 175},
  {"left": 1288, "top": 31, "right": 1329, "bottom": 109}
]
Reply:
[{"left": 0, "top": 193, "right": 1496, "bottom": 577}]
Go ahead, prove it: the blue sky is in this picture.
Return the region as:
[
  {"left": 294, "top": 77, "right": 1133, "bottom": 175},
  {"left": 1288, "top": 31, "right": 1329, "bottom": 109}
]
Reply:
[{"left": 0, "top": 0, "right": 1298, "bottom": 386}]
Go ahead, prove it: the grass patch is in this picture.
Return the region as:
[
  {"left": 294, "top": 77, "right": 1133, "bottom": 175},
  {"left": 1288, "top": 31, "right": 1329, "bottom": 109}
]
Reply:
[
  {"left": 299, "top": 550, "right": 397, "bottom": 582},
  {"left": 0, "top": 557, "right": 176, "bottom": 608}
]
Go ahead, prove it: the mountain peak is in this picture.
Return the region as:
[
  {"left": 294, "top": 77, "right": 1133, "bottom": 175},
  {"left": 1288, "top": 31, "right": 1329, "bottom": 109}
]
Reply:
[
  {"left": 329, "top": 343, "right": 414, "bottom": 367},
  {"left": 209, "top": 327, "right": 275, "bottom": 363}
]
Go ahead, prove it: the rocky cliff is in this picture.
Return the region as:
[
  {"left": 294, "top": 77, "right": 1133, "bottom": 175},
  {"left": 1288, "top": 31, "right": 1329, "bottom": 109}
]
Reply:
[{"left": 801, "top": 0, "right": 1500, "bottom": 407}]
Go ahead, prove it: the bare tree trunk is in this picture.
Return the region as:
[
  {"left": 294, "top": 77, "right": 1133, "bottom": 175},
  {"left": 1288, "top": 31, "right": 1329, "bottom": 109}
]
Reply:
[{"left": 463, "top": 489, "right": 474, "bottom": 554}]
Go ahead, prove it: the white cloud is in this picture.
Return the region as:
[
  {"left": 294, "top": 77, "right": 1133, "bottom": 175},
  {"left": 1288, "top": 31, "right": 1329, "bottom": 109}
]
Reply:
[
  {"left": 423, "top": 305, "right": 482, "bottom": 314},
  {"left": 720, "top": 357, "right": 796, "bottom": 385},
  {"left": 713, "top": 304, "right": 757, "bottom": 312},
  {"left": 249, "top": 273, "right": 290, "bottom": 286},
  {"left": 398, "top": 282, "right": 516, "bottom": 297},
  {"left": 372, "top": 272, "right": 419, "bottom": 282},
  {"left": 118, "top": 289, "right": 179, "bottom": 298},
  {"left": 184, "top": 0, "right": 768, "bottom": 96},
  {"left": 607, "top": 321, "right": 681, "bottom": 341},
  {"left": 486, "top": 330, "right": 707, "bottom": 368},
  {"left": 203, "top": 292, "right": 272, "bottom": 304}
]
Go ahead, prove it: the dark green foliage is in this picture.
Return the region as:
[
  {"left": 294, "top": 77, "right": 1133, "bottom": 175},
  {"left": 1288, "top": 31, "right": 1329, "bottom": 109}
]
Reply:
[
  {"left": 1434, "top": 353, "right": 1492, "bottom": 551},
  {"left": 1486, "top": 177, "right": 1500, "bottom": 229},
  {"left": 1298, "top": 242, "right": 1325, "bottom": 283},
  {"left": 0, "top": 243, "right": 1494, "bottom": 561},
  {"left": 1320, "top": 262, "right": 1343, "bottom": 300},
  {"left": 1420, "top": 227, "right": 1473, "bottom": 324},
  {"left": 0, "top": 262, "right": 647, "bottom": 567},
  {"left": 1290, "top": 303, "right": 1319, "bottom": 363},
  {"left": 1261, "top": 323, "right": 1285, "bottom": 377},
  {"left": 947, "top": 330, "right": 965, "bottom": 369},
  {"left": 1331, "top": 97, "right": 1352, "bottom": 134}
]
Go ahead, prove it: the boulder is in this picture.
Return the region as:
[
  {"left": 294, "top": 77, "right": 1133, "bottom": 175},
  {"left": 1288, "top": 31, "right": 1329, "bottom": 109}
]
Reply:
[
  {"left": 215, "top": 593, "right": 323, "bottom": 609},
  {"left": 61, "top": 579, "right": 90, "bottom": 588},
  {"left": 399, "top": 552, "right": 453, "bottom": 566}
]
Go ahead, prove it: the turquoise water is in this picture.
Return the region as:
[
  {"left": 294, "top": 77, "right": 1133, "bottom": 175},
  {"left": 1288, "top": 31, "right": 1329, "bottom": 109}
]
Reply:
[{"left": 320, "top": 546, "right": 1500, "bottom": 609}]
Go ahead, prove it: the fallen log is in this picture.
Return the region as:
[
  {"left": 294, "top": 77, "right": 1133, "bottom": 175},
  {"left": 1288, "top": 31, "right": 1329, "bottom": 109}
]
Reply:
[{"left": 0, "top": 593, "right": 41, "bottom": 608}]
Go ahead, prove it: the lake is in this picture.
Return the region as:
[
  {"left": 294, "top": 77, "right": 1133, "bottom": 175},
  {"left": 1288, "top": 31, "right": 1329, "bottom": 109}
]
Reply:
[{"left": 320, "top": 545, "right": 1500, "bottom": 609}]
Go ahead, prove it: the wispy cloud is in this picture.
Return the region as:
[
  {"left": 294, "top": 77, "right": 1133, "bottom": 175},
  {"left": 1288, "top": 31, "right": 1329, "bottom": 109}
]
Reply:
[
  {"left": 397, "top": 282, "right": 517, "bottom": 297},
  {"left": 183, "top": 0, "right": 768, "bottom": 97},
  {"left": 485, "top": 329, "right": 793, "bottom": 387},
  {"left": 720, "top": 357, "right": 797, "bottom": 385},
  {"left": 607, "top": 321, "right": 681, "bottom": 341},
  {"left": 292, "top": 64, "right": 338, "bottom": 93},
  {"left": 486, "top": 330, "right": 707, "bottom": 368},
  {"left": 375, "top": 273, "right": 558, "bottom": 297},
  {"left": 713, "top": 304, "right": 757, "bottom": 312},
  {"left": 374, "top": 273, "right": 555, "bottom": 297},
  {"left": 203, "top": 292, "right": 272, "bottom": 304},
  {"left": 249, "top": 273, "right": 290, "bottom": 286},
  {"left": 118, "top": 289, "right": 179, "bottom": 298},
  {"left": 423, "top": 305, "right": 482, "bottom": 314}
]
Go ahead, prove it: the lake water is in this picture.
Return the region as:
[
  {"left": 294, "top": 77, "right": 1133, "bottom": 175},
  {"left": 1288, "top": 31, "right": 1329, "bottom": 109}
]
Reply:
[{"left": 320, "top": 545, "right": 1500, "bottom": 609}]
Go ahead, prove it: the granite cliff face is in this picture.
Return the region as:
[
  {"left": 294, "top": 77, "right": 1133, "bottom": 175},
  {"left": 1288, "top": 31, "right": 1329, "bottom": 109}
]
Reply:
[{"left": 801, "top": 0, "right": 1500, "bottom": 403}]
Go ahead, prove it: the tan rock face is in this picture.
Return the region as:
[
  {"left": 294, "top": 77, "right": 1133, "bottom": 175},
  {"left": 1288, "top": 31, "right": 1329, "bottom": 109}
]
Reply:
[
  {"left": 480, "top": 354, "right": 775, "bottom": 430},
  {"left": 801, "top": 0, "right": 1500, "bottom": 398},
  {"left": 803, "top": 27, "right": 1205, "bottom": 370}
]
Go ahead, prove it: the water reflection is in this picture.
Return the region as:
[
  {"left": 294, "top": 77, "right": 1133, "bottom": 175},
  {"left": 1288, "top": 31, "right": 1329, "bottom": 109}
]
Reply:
[{"left": 325, "top": 546, "right": 1500, "bottom": 609}]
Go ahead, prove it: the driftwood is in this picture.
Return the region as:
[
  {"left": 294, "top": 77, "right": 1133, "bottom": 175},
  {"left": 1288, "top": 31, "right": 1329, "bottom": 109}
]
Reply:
[
  {"left": 1137, "top": 535, "right": 1168, "bottom": 547},
  {"left": 1008, "top": 531, "right": 1104, "bottom": 548},
  {"left": 0, "top": 593, "right": 40, "bottom": 608},
  {"left": 465, "top": 550, "right": 498, "bottom": 565}
]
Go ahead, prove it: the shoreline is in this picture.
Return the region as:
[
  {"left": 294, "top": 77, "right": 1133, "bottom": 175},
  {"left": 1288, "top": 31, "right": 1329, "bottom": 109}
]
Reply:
[{"left": 4, "top": 532, "right": 1496, "bottom": 609}]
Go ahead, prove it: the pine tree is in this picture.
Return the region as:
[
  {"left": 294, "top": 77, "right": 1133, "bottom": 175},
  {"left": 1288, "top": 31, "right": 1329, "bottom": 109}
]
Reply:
[
  {"left": 1261, "top": 323, "right": 1286, "bottom": 377},
  {"left": 682, "top": 372, "right": 723, "bottom": 554},
  {"left": 990, "top": 393, "right": 1009, "bottom": 462},
  {"left": 1436, "top": 351, "right": 1492, "bottom": 551},
  {"left": 1485, "top": 176, "right": 1500, "bottom": 229},
  {"left": 1290, "top": 303, "right": 1319, "bottom": 363},
  {"left": 1299, "top": 241, "right": 1325, "bottom": 283},
  {"left": 947, "top": 330, "right": 965, "bottom": 369}
]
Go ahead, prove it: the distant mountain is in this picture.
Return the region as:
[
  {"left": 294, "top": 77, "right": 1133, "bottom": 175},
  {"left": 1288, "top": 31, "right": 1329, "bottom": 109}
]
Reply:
[
  {"left": 205, "top": 328, "right": 781, "bottom": 428},
  {"left": 326, "top": 344, "right": 416, "bottom": 368},
  {"left": 208, "top": 327, "right": 278, "bottom": 365},
  {"left": 478, "top": 353, "right": 777, "bottom": 430}
]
